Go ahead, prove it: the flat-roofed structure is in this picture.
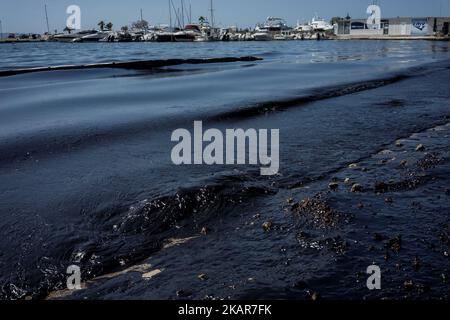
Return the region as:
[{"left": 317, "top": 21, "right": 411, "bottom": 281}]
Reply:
[{"left": 334, "top": 17, "right": 450, "bottom": 39}]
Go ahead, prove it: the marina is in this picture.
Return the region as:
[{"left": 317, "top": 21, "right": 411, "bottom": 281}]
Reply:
[
  {"left": 1, "top": 0, "right": 449, "bottom": 43},
  {"left": 0, "top": 0, "right": 449, "bottom": 304},
  {"left": 1, "top": 38, "right": 449, "bottom": 301}
]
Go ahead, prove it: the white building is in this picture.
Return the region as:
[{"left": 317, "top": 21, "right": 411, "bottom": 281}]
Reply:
[{"left": 335, "top": 17, "right": 450, "bottom": 38}]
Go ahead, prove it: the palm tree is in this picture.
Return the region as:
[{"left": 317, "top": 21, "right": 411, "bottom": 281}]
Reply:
[
  {"left": 198, "top": 16, "right": 206, "bottom": 25},
  {"left": 106, "top": 22, "right": 113, "bottom": 31},
  {"left": 330, "top": 17, "right": 343, "bottom": 25},
  {"left": 98, "top": 21, "right": 105, "bottom": 31}
]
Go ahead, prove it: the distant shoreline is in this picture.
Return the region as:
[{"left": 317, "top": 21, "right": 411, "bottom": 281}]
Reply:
[{"left": 1, "top": 36, "right": 449, "bottom": 44}]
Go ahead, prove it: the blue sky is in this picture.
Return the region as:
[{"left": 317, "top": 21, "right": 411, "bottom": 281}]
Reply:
[{"left": 0, "top": 0, "right": 448, "bottom": 33}]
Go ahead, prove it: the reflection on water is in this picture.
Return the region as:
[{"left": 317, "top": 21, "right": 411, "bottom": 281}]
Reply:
[{"left": 0, "top": 40, "right": 449, "bottom": 70}]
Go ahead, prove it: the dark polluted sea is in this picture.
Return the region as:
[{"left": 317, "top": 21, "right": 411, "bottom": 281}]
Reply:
[{"left": 0, "top": 40, "right": 449, "bottom": 300}]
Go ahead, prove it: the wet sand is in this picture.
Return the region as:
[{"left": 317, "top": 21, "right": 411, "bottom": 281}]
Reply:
[
  {"left": 1, "top": 41, "right": 449, "bottom": 300},
  {"left": 51, "top": 68, "right": 450, "bottom": 300}
]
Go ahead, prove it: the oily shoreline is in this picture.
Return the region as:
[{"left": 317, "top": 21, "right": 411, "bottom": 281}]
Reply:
[{"left": 0, "top": 56, "right": 262, "bottom": 77}]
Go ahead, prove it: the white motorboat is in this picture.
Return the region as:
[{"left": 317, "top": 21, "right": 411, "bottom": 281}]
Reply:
[
  {"left": 194, "top": 35, "right": 209, "bottom": 42},
  {"left": 294, "top": 21, "right": 313, "bottom": 33},
  {"left": 172, "top": 31, "right": 194, "bottom": 42},
  {"left": 53, "top": 30, "right": 97, "bottom": 42},
  {"left": 309, "top": 17, "right": 334, "bottom": 32},
  {"left": 254, "top": 17, "right": 292, "bottom": 41},
  {"left": 259, "top": 17, "right": 291, "bottom": 32},
  {"left": 273, "top": 34, "right": 287, "bottom": 40},
  {"left": 81, "top": 31, "right": 112, "bottom": 42},
  {"left": 253, "top": 32, "right": 272, "bottom": 41},
  {"left": 155, "top": 31, "right": 176, "bottom": 42}
]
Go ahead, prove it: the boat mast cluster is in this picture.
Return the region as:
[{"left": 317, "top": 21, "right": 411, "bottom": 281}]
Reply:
[{"left": 50, "top": 1, "right": 335, "bottom": 43}]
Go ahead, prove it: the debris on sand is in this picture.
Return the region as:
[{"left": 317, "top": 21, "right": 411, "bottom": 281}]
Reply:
[
  {"left": 385, "top": 197, "right": 394, "bottom": 204},
  {"left": 142, "top": 269, "right": 162, "bottom": 280},
  {"left": 351, "top": 184, "right": 363, "bottom": 193},
  {"left": 387, "top": 235, "right": 402, "bottom": 253},
  {"left": 403, "top": 280, "right": 431, "bottom": 294},
  {"left": 198, "top": 273, "right": 208, "bottom": 281},
  {"left": 328, "top": 182, "right": 339, "bottom": 191},
  {"left": 416, "top": 152, "right": 443, "bottom": 170},
  {"left": 307, "top": 291, "right": 321, "bottom": 301},
  {"left": 296, "top": 231, "right": 348, "bottom": 254},
  {"left": 403, "top": 280, "right": 415, "bottom": 291},
  {"left": 374, "top": 176, "right": 426, "bottom": 193},
  {"left": 291, "top": 194, "right": 342, "bottom": 228},
  {"left": 262, "top": 221, "right": 273, "bottom": 232},
  {"left": 200, "top": 227, "right": 209, "bottom": 235},
  {"left": 324, "top": 236, "right": 348, "bottom": 254},
  {"left": 415, "top": 144, "right": 425, "bottom": 152}
]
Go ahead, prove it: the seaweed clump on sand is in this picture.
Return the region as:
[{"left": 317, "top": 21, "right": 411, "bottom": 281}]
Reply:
[
  {"left": 296, "top": 231, "right": 348, "bottom": 254},
  {"left": 290, "top": 193, "right": 343, "bottom": 229},
  {"left": 416, "top": 152, "right": 443, "bottom": 170},
  {"left": 373, "top": 152, "right": 444, "bottom": 194},
  {"left": 373, "top": 177, "right": 426, "bottom": 193}
]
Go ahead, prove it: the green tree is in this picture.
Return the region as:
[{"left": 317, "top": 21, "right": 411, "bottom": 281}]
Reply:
[
  {"left": 105, "top": 22, "right": 113, "bottom": 31},
  {"left": 121, "top": 25, "right": 129, "bottom": 33},
  {"left": 132, "top": 20, "right": 149, "bottom": 31},
  {"left": 98, "top": 21, "right": 105, "bottom": 31},
  {"left": 198, "top": 16, "right": 207, "bottom": 25},
  {"left": 330, "top": 17, "right": 343, "bottom": 25}
]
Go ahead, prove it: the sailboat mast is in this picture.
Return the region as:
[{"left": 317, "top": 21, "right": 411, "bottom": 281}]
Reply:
[
  {"left": 181, "top": 0, "right": 185, "bottom": 27},
  {"left": 169, "top": 0, "right": 172, "bottom": 30},
  {"left": 210, "top": 0, "right": 215, "bottom": 28},
  {"left": 170, "top": 0, "right": 181, "bottom": 29},
  {"left": 44, "top": 4, "right": 50, "bottom": 34}
]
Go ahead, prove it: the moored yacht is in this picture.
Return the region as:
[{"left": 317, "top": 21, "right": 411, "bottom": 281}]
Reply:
[
  {"left": 81, "top": 31, "right": 112, "bottom": 42},
  {"left": 294, "top": 20, "right": 313, "bottom": 33},
  {"left": 309, "top": 16, "right": 334, "bottom": 32},
  {"left": 174, "top": 24, "right": 201, "bottom": 42},
  {"left": 53, "top": 30, "right": 97, "bottom": 42},
  {"left": 253, "top": 31, "right": 273, "bottom": 41},
  {"left": 254, "top": 17, "right": 292, "bottom": 40}
]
